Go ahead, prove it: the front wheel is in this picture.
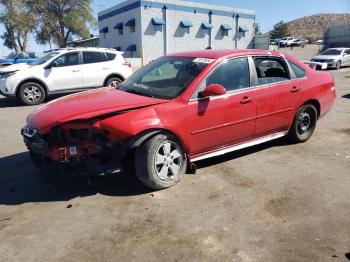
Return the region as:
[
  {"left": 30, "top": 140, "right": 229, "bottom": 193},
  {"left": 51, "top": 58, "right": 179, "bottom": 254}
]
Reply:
[
  {"left": 287, "top": 104, "right": 317, "bottom": 143},
  {"left": 335, "top": 61, "right": 341, "bottom": 70},
  {"left": 17, "top": 82, "right": 46, "bottom": 105},
  {"left": 135, "top": 134, "right": 187, "bottom": 190}
]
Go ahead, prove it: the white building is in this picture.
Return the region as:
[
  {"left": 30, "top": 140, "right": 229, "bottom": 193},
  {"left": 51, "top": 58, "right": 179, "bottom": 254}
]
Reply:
[{"left": 98, "top": 0, "right": 256, "bottom": 63}]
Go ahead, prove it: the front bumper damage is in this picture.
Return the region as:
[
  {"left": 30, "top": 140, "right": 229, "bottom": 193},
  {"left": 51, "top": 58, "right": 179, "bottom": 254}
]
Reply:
[{"left": 21, "top": 125, "right": 124, "bottom": 177}]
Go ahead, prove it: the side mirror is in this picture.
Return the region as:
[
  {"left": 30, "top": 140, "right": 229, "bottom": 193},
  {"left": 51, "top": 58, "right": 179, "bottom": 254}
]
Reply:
[{"left": 200, "top": 84, "right": 226, "bottom": 98}]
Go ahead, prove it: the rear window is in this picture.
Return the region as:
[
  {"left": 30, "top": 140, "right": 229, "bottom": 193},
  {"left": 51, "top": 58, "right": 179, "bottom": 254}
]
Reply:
[
  {"left": 289, "top": 61, "right": 306, "bottom": 78},
  {"left": 82, "top": 51, "right": 107, "bottom": 64},
  {"left": 105, "top": 52, "right": 116, "bottom": 61}
]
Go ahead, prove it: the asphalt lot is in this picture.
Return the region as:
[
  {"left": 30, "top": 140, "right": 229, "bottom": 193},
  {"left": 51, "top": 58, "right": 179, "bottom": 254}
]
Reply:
[{"left": 0, "top": 46, "right": 350, "bottom": 262}]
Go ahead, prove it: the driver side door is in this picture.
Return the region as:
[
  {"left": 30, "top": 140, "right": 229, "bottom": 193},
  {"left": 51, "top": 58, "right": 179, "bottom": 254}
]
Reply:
[
  {"left": 185, "top": 57, "right": 257, "bottom": 156},
  {"left": 44, "top": 52, "right": 83, "bottom": 92}
]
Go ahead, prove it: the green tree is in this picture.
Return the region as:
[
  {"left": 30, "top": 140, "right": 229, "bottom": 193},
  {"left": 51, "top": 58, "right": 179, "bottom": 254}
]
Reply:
[
  {"left": 0, "top": 0, "right": 37, "bottom": 51},
  {"left": 270, "top": 20, "right": 289, "bottom": 38},
  {"left": 33, "top": 0, "right": 96, "bottom": 48}
]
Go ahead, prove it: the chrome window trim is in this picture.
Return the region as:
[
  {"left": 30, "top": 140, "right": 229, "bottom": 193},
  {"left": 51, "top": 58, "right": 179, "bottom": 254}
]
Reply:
[{"left": 189, "top": 54, "right": 309, "bottom": 103}]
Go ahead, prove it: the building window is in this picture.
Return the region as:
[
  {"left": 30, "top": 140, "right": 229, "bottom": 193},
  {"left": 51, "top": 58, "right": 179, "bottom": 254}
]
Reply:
[
  {"left": 220, "top": 24, "right": 232, "bottom": 37},
  {"left": 125, "top": 19, "right": 136, "bottom": 33},
  {"left": 222, "top": 30, "right": 229, "bottom": 36}
]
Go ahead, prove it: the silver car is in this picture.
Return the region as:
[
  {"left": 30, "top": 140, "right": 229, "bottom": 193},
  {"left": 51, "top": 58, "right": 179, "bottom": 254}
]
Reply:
[{"left": 311, "top": 48, "right": 350, "bottom": 70}]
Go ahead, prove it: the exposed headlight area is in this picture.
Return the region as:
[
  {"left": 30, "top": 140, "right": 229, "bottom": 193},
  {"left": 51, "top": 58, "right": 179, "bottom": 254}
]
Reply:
[{"left": 0, "top": 70, "right": 18, "bottom": 79}]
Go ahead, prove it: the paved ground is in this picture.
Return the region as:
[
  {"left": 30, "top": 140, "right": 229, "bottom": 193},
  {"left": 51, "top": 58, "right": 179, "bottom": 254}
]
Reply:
[{"left": 0, "top": 46, "right": 350, "bottom": 262}]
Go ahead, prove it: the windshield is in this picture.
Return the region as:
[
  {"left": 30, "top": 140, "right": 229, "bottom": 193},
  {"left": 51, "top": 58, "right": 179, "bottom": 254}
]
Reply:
[
  {"left": 29, "top": 52, "right": 60, "bottom": 65},
  {"left": 119, "top": 56, "right": 209, "bottom": 99},
  {"left": 321, "top": 49, "right": 342, "bottom": 56},
  {"left": 6, "top": 52, "right": 18, "bottom": 59}
]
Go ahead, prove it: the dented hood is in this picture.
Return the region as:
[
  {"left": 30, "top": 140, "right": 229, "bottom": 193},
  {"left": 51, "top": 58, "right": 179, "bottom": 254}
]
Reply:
[{"left": 28, "top": 87, "right": 167, "bottom": 133}]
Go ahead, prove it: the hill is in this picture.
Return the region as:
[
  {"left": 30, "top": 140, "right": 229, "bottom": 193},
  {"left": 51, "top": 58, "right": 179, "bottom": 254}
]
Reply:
[{"left": 285, "top": 13, "right": 350, "bottom": 41}]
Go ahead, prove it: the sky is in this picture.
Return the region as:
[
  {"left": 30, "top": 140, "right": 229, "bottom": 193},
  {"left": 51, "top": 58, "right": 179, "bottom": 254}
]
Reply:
[{"left": 0, "top": 0, "right": 349, "bottom": 56}]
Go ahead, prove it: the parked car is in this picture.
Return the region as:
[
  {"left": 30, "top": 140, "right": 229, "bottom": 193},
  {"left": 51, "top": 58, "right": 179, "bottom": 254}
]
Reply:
[
  {"left": 0, "top": 51, "right": 39, "bottom": 67},
  {"left": 0, "top": 48, "right": 132, "bottom": 105},
  {"left": 270, "top": 39, "right": 280, "bottom": 45},
  {"left": 315, "top": 39, "right": 324, "bottom": 45},
  {"left": 279, "top": 37, "right": 295, "bottom": 47},
  {"left": 311, "top": 48, "right": 350, "bottom": 70},
  {"left": 22, "top": 49, "right": 336, "bottom": 190},
  {"left": 290, "top": 39, "right": 308, "bottom": 47}
]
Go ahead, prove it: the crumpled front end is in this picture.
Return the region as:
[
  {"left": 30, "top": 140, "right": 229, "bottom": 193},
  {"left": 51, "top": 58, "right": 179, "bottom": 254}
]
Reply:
[{"left": 21, "top": 121, "right": 125, "bottom": 177}]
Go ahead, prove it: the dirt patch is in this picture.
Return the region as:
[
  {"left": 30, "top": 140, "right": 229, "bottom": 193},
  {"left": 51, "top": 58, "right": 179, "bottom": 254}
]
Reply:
[
  {"left": 336, "top": 128, "right": 350, "bottom": 136},
  {"left": 216, "top": 165, "right": 255, "bottom": 188},
  {"left": 263, "top": 191, "right": 311, "bottom": 218}
]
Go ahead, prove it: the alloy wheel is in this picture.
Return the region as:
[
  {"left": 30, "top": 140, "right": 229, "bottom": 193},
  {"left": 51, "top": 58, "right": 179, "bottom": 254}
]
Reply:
[
  {"left": 154, "top": 140, "right": 183, "bottom": 180},
  {"left": 23, "top": 85, "right": 42, "bottom": 103}
]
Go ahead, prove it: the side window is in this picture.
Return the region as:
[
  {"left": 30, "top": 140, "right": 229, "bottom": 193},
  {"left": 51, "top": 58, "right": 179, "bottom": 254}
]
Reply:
[
  {"left": 52, "top": 52, "right": 80, "bottom": 67},
  {"left": 345, "top": 49, "right": 350, "bottom": 56},
  {"left": 205, "top": 57, "right": 250, "bottom": 92},
  {"left": 105, "top": 53, "right": 116, "bottom": 61},
  {"left": 289, "top": 61, "right": 306, "bottom": 78},
  {"left": 82, "top": 52, "right": 107, "bottom": 64},
  {"left": 17, "top": 53, "right": 28, "bottom": 59},
  {"left": 254, "top": 57, "right": 290, "bottom": 85}
]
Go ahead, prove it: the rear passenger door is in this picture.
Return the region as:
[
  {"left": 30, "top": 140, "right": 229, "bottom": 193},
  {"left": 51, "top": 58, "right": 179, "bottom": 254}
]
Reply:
[
  {"left": 253, "top": 56, "right": 302, "bottom": 137},
  {"left": 81, "top": 51, "right": 109, "bottom": 88}
]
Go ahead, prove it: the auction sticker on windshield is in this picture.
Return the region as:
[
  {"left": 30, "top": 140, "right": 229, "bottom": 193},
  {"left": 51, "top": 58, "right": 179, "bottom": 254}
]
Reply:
[{"left": 193, "top": 58, "right": 215, "bottom": 64}]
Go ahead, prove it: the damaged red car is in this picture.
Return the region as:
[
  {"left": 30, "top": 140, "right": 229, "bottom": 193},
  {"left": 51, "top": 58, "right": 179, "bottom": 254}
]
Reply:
[{"left": 22, "top": 49, "right": 336, "bottom": 189}]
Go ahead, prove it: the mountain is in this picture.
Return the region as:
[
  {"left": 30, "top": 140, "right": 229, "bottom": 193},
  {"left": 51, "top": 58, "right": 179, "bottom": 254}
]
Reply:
[{"left": 285, "top": 13, "right": 350, "bottom": 41}]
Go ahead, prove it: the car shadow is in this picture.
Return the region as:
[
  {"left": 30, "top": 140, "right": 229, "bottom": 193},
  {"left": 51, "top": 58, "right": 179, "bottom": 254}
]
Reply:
[
  {"left": 0, "top": 138, "right": 291, "bottom": 205},
  {"left": 0, "top": 97, "right": 21, "bottom": 108},
  {"left": 0, "top": 94, "right": 72, "bottom": 109},
  {"left": 342, "top": 94, "right": 350, "bottom": 99},
  {"left": 0, "top": 152, "right": 151, "bottom": 205}
]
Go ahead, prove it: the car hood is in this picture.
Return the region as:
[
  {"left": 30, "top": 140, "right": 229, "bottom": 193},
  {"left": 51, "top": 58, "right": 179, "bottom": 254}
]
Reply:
[
  {"left": 28, "top": 87, "right": 168, "bottom": 134},
  {"left": 312, "top": 55, "right": 341, "bottom": 60},
  {"left": 0, "top": 63, "right": 31, "bottom": 72}
]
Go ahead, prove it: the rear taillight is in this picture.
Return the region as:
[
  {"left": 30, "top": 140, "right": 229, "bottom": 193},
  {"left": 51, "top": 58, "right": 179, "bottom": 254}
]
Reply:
[{"left": 123, "top": 61, "right": 131, "bottom": 68}]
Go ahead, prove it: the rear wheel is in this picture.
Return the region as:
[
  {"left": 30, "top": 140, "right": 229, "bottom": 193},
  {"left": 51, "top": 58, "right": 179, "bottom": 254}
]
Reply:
[
  {"left": 135, "top": 134, "right": 187, "bottom": 190},
  {"left": 287, "top": 104, "right": 317, "bottom": 143},
  {"left": 106, "top": 76, "right": 123, "bottom": 87},
  {"left": 17, "top": 82, "right": 46, "bottom": 105},
  {"left": 335, "top": 60, "right": 341, "bottom": 70}
]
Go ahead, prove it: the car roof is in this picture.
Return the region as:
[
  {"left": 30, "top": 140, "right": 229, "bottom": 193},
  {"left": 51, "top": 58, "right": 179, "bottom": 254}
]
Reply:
[
  {"left": 167, "top": 49, "right": 283, "bottom": 59},
  {"left": 46, "top": 47, "right": 123, "bottom": 55}
]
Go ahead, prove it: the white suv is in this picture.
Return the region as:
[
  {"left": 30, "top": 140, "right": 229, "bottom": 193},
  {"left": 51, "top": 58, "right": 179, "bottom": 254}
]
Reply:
[
  {"left": 279, "top": 37, "right": 295, "bottom": 47},
  {"left": 0, "top": 48, "right": 133, "bottom": 105}
]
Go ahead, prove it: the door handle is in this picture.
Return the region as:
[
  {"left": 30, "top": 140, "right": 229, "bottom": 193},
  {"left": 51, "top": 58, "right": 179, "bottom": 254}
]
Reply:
[
  {"left": 72, "top": 69, "right": 80, "bottom": 72},
  {"left": 290, "top": 86, "right": 301, "bottom": 93},
  {"left": 102, "top": 67, "right": 110, "bottom": 70},
  {"left": 240, "top": 96, "right": 253, "bottom": 104}
]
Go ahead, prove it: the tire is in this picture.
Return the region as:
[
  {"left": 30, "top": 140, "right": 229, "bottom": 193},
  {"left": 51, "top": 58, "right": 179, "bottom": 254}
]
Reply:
[
  {"left": 335, "top": 61, "right": 341, "bottom": 70},
  {"left": 106, "top": 76, "right": 123, "bottom": 87},
  {"left": 135, "top": 133, "right": 187, "bottom": 190},
  {"left": 17, "top": 82, "right": 46, "bottom": 105},
  {"left": 287, "top": 104, "right": 317, "bottom": 143},
  {"left": 30, "top": 151, "right": 59, "bottom": 175}
]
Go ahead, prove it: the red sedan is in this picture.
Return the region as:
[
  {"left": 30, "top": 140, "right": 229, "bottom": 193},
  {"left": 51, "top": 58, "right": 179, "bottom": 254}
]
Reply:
[{"left": 22, "top": 49, "right": 336, "bottom": 189}]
